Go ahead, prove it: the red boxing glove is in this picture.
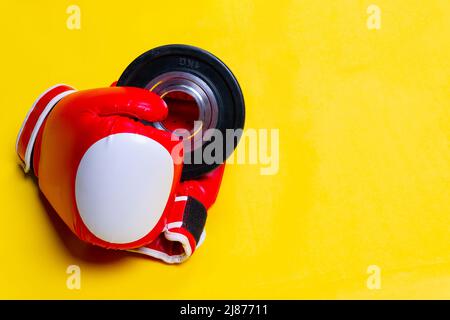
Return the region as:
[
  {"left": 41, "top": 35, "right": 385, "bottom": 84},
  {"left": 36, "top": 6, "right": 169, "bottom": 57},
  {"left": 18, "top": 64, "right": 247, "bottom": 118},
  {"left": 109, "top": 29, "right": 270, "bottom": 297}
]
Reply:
[{"left": 16, "top": 84, "right": 224, "bottom": 263}]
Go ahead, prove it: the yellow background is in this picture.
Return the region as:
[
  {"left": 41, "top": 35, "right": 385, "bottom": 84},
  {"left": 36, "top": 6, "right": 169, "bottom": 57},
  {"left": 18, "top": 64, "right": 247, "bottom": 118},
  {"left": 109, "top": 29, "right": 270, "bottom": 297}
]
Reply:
[{"left": 0, "top": 0, "right": 449, "bottom": 299}]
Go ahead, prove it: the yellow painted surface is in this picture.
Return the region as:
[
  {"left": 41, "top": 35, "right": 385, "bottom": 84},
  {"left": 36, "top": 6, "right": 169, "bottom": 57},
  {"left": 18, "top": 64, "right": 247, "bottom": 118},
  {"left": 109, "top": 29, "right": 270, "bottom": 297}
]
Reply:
[{"left": 0, "top": 0, "right": 449, "bottom": 299}]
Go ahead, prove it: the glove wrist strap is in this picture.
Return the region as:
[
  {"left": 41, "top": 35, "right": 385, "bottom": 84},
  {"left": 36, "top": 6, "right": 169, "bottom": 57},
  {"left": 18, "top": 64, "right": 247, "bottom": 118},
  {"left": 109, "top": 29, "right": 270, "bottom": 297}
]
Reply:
[{"left": 131, "top": 196, "right": 207, "bottom": 264}]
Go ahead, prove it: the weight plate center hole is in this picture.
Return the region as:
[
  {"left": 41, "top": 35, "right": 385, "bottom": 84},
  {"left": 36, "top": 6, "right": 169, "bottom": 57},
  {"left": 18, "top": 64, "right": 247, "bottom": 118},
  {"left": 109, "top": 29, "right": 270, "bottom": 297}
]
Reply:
[{"left": 162, "top": 90, "right": 201, "bottom": 135}]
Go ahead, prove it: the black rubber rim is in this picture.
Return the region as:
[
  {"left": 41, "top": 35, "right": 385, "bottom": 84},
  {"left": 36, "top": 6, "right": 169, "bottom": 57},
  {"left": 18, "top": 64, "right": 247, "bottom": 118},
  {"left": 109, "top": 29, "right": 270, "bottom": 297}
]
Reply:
[{"left": 117, "top": 44, "right": 245, "bottom": 180}]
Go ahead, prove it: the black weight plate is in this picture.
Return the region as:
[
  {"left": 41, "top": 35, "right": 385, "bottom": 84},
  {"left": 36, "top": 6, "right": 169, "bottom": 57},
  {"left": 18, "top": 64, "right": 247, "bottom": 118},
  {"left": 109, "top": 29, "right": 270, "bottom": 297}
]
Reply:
[{"left": 117, "top": 44, "right": 245, "bottom": 180}]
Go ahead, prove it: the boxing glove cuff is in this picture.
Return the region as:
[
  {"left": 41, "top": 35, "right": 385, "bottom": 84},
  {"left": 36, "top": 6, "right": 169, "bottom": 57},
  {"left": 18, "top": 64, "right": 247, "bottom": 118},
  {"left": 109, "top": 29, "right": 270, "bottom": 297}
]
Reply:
[
  {"left": 132, "top": 195, "right": 207, "bottom": 264},
  {"left": 16, "top": 84, "right": 76, "bottom": 173}
]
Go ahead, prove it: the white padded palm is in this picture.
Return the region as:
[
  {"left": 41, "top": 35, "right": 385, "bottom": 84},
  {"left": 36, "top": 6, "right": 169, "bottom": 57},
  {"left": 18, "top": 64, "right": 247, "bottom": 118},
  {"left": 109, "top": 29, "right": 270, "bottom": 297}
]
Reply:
[{"left": 75, "top": 133, "right": 174, "bottom": 244}]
